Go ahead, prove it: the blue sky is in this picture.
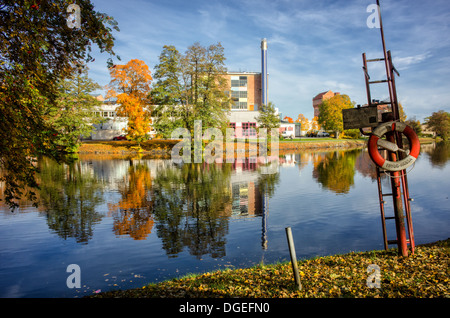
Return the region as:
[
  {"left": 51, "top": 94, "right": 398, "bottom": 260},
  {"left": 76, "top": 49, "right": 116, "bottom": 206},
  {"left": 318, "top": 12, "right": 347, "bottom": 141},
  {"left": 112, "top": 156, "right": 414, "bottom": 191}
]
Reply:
[{"left": 88, "top": 0, "right": 450, "bottom": 122}]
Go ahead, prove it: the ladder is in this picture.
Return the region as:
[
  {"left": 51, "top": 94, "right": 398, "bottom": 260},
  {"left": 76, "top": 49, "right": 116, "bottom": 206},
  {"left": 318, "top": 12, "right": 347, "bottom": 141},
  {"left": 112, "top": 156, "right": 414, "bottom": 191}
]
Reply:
[
  {"left": 362, "top": 0, "right": 415, "bottom": 256},
  {"left": 375, "top": 166, "right": 415, "bottom": 253}
]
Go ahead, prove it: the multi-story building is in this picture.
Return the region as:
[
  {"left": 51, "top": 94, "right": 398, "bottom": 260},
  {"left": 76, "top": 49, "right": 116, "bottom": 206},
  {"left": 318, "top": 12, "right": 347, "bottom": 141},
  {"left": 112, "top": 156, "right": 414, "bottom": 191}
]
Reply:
[
  {"left": 225, "top": 71, "right": 269, "bottom": 138},
  {"left": 312, "top": 90, "right": 340, "bottom": 118}
]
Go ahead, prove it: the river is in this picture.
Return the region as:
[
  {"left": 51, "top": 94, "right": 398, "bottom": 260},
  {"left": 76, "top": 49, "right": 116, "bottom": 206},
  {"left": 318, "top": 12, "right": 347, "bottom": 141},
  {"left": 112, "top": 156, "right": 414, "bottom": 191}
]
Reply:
[{"left": 0, "top": 142, "right": 449, "bottom": 297}]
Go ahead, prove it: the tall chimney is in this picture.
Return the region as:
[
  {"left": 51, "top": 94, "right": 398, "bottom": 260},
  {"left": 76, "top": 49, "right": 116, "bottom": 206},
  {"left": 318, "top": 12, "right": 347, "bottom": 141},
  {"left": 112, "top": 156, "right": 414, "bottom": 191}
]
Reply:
[{"left": 261, "top": 38, "right": 268, "bottom": 108}]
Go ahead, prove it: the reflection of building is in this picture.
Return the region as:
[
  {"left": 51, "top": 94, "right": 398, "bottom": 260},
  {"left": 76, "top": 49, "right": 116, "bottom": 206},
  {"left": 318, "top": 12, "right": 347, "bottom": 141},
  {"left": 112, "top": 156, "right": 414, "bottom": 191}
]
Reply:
[{"left": 230, "top": 159, "right": 262, "bottom": 217}]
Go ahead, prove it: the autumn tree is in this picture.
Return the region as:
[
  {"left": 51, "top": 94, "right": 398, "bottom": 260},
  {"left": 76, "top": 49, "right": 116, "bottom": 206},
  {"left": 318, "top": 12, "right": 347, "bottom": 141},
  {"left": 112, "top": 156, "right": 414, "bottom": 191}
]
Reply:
[
  {"left": 318, "top": 94, "right": 354, "bottom": 138},
  {"left": 405, "top": 116, "right": 422, "bottom": 135},
  {"left": 0, "top": 0, "right": 119, "bottom": 209},
  {"left": 310, "top": 116, "right": 321, "bottom": 131},
  {"left": 106, "top": 59, "right": 153, "bottom": 145},
  {"left": 295, "top": 114, "right": 310, "bottom": 131},
  {"left": 283, "top": 116, "right": 293, "bottom": 123},
  {"left": 425, "top": 110, "right": 450, "bottom": 141}
]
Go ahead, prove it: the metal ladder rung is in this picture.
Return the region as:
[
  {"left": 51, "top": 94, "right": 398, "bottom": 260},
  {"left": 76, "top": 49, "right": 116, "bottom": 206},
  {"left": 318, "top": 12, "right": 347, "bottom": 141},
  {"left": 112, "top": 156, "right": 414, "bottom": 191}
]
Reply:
[
  {"left": 367, "top": 58, "right": 385, "bottom": 62},
  {"left": 385, "top": 216, "right": 396, "bottom": 220},
  {"left": 369, "top": 79, "right": 388, "bottom": 84},
  {"left": 382, "top": 193, "right": 393, "bottom": 196},
  {"left": 388, "top": 239, "right": 411, "bottom": 245}
]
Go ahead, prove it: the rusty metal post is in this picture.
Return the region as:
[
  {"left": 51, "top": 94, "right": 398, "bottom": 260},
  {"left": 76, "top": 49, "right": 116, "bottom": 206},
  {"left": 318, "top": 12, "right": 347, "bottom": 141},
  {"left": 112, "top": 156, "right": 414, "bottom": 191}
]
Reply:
[
  {"left": 362, "top": 53, "right": 372, "bottom": 106},
  {"left": 377, "top": 0, "right": 410, "bottom": 256},
  {"left": 386, "top": 133, "right": 409, "bottom": 257}
]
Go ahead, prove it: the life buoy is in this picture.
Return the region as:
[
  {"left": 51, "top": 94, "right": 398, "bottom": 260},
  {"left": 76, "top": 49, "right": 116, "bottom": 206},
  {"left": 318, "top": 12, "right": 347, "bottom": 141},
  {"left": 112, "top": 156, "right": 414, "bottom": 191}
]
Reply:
[{"left": 368, "top": 121, "right": 420, "bottom": 172}]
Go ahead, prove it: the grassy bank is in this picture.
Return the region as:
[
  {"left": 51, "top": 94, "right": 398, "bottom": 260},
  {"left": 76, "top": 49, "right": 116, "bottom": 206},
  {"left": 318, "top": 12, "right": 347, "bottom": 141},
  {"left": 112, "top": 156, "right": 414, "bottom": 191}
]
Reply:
[
  {"left": 90, "top": 239, "right": 449, "bottom": 298},
  {"left": 78, "top": 138, "right": 366, "bottom": 156}
]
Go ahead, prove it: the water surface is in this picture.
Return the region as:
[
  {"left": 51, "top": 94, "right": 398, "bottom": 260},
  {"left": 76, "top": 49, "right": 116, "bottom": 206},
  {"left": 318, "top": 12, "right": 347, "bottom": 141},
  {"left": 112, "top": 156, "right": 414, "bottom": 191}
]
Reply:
[{"left": 0, "top": 143, "right": 449, "bottom": 297}]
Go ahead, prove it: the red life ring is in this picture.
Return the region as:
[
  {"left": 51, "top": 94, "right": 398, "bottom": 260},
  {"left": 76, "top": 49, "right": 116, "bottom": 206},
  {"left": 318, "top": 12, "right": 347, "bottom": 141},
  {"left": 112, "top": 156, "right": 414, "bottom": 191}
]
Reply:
[{"left": 368, "top": 121, "right": 420, "bottom": 171}]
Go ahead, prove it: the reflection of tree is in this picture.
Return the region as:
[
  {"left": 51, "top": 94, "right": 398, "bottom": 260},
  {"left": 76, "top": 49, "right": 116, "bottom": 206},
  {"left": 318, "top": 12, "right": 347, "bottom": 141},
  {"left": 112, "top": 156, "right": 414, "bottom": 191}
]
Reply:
[
  {"left": 313, "top": 150, "right": 359, "bottom": 194},
  {"left": 108, "top": 163, "right": 154, "bottom": 240},
  {"left": 425, "top": 142, "right": 450, "bottom": 168},
  {"left": 38, "top": 158, "right": 105, "bottom": 244},
  {"left": 152, "top": 163, "right": 232, "bottom": 259}
]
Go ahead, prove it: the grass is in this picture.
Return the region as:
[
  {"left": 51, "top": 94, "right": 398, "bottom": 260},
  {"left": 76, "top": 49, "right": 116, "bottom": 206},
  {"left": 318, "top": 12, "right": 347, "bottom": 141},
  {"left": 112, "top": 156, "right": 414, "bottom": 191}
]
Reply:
[{"left": 89, "top": 239, "right": 449, "bottom": 298}]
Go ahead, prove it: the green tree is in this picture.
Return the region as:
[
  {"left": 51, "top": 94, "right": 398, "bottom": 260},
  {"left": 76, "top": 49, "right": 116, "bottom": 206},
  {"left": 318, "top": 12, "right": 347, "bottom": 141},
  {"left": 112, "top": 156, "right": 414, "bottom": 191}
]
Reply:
[
  {"left": 256, "top": 102, "right": 280, "bottom": 130},
  {"left": 45, "top": 66, "right": 103, "bottom": 153},
  {"left": 425, "top": 110, "right": 450, "bottom": 141},
  {"left": 152, "top": 42, "right": 230, "bottom": 137},
  {"left": 405, "top": 117, "right": 422, "bottom": 135},
  {"left": 0, "top": 0, "right": 119, "bottom": 209},
  {"left": 151, "top": 45, "right": 185, "bottom": 138},
  {"left": 318, "top": 94, "right": 354, "bottom": 138}
]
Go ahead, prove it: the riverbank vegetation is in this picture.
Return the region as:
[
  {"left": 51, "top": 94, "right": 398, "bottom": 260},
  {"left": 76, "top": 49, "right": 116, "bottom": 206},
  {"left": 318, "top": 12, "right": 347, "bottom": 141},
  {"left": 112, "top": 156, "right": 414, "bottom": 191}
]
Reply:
[{"left": 90, "top": 239, "right": 449, "bottom": 298}]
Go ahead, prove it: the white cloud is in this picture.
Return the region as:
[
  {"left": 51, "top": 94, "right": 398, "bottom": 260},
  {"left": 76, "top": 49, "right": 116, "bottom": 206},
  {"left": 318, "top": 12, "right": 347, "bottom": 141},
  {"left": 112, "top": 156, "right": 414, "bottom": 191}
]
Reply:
[{"left": 393, "top": 52, "right": 432, "bottom": 71}]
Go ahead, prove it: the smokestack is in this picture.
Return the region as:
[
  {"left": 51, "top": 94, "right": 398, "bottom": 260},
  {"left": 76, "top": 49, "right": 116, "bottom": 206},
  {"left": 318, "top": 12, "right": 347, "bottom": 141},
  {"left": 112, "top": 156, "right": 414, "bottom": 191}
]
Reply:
[{"left": 261, "top": 38, "right": 268, "bottom": 108}]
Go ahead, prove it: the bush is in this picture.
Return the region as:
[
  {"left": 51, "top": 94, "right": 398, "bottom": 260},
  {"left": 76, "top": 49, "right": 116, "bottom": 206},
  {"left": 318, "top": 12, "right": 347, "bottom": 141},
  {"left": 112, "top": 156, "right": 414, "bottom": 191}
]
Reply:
[{"left": 341, "top": 129, "right": 360, "bottom": 139}]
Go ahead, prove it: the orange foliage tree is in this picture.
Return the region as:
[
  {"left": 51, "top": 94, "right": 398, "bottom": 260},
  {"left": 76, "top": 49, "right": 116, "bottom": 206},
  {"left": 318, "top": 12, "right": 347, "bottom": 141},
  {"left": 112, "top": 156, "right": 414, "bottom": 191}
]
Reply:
[
  {"left": 106, "top": 59, "right": 153, "bottom": 145},
  {"left": 295, "top": 114, "right": 310, "bottom": 131},
  {"left": 310, "top": 116, "right": 321, "bottom": 131},
  {"left": 283, "top": 116, "right": 294, "bottom": 123}
]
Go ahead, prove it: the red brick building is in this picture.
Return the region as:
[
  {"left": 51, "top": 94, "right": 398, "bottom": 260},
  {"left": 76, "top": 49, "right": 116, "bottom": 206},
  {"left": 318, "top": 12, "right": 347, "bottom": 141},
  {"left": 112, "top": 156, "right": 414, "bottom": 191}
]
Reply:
[{"left": 312, "top": 90, "right": 340, "bottom": 118}]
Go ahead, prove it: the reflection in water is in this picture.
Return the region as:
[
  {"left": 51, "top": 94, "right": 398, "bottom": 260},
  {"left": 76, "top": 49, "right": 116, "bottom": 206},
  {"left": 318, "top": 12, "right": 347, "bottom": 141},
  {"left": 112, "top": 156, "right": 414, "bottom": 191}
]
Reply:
[
  {"left": 37, "top": 158, "right": 105, "bottom": 244},
  {"left": 108, "top": 163, "right": 154, "bottom": 240},
  {"left": 313, "top": 149, "right": 360, "bottom": 194},
  {"left": 423, "top": 142, "right": 450, "bottom": 168},
  {"left": 152, "top": 162, "right": 233, "bottom": 258},
  {"left": 3, "top": 142, "right": 448, "bottom": 251}
]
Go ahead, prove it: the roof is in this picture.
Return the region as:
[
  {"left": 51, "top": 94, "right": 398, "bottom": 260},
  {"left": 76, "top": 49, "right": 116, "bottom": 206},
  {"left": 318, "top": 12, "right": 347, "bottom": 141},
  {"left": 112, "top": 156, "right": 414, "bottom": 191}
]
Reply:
[{"left": 313, "top": 91, "right": 332, "bottom": 100}]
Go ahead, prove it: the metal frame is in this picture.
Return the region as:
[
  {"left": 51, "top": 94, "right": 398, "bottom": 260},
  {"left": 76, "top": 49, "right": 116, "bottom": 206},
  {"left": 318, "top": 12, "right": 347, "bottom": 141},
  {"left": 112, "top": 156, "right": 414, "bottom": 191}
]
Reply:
[{"left": 362, "top": 0, "right": 415, "bottom": 256}]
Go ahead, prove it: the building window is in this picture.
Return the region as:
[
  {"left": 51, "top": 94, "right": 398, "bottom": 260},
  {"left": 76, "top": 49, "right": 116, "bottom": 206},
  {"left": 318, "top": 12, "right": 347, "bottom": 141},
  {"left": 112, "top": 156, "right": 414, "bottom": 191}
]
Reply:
[
  {"left": 231, "top": 101, "right": 247, "bottom": 110},
  {"left": 231, "top": 76, "right": 247, "bottom": 88},
  {"left": 239, "top": 76, "right": 247, "bottom": 87}
]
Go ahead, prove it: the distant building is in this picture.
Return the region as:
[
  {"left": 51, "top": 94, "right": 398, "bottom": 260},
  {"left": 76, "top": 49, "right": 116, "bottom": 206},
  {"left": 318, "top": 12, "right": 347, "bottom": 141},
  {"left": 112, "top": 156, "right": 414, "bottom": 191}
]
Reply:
[
  {"left": 312, "top": 90, "right": 340, "bottom": 118},
  {"left": 90, "top": 97, "right": 129, "bottom": 140},
  {"left": 225, "top": 71, "right": 265, "bottom": 138},
  {"left": 421, "top": 123, "right": 436, "bottom": 137}
]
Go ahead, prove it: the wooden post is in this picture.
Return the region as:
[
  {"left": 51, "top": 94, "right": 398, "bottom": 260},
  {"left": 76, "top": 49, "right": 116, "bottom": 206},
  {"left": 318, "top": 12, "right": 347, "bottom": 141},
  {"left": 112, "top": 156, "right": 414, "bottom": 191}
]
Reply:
[{"left": 285, "top": 227, "right": 301, "bottom": 290}]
